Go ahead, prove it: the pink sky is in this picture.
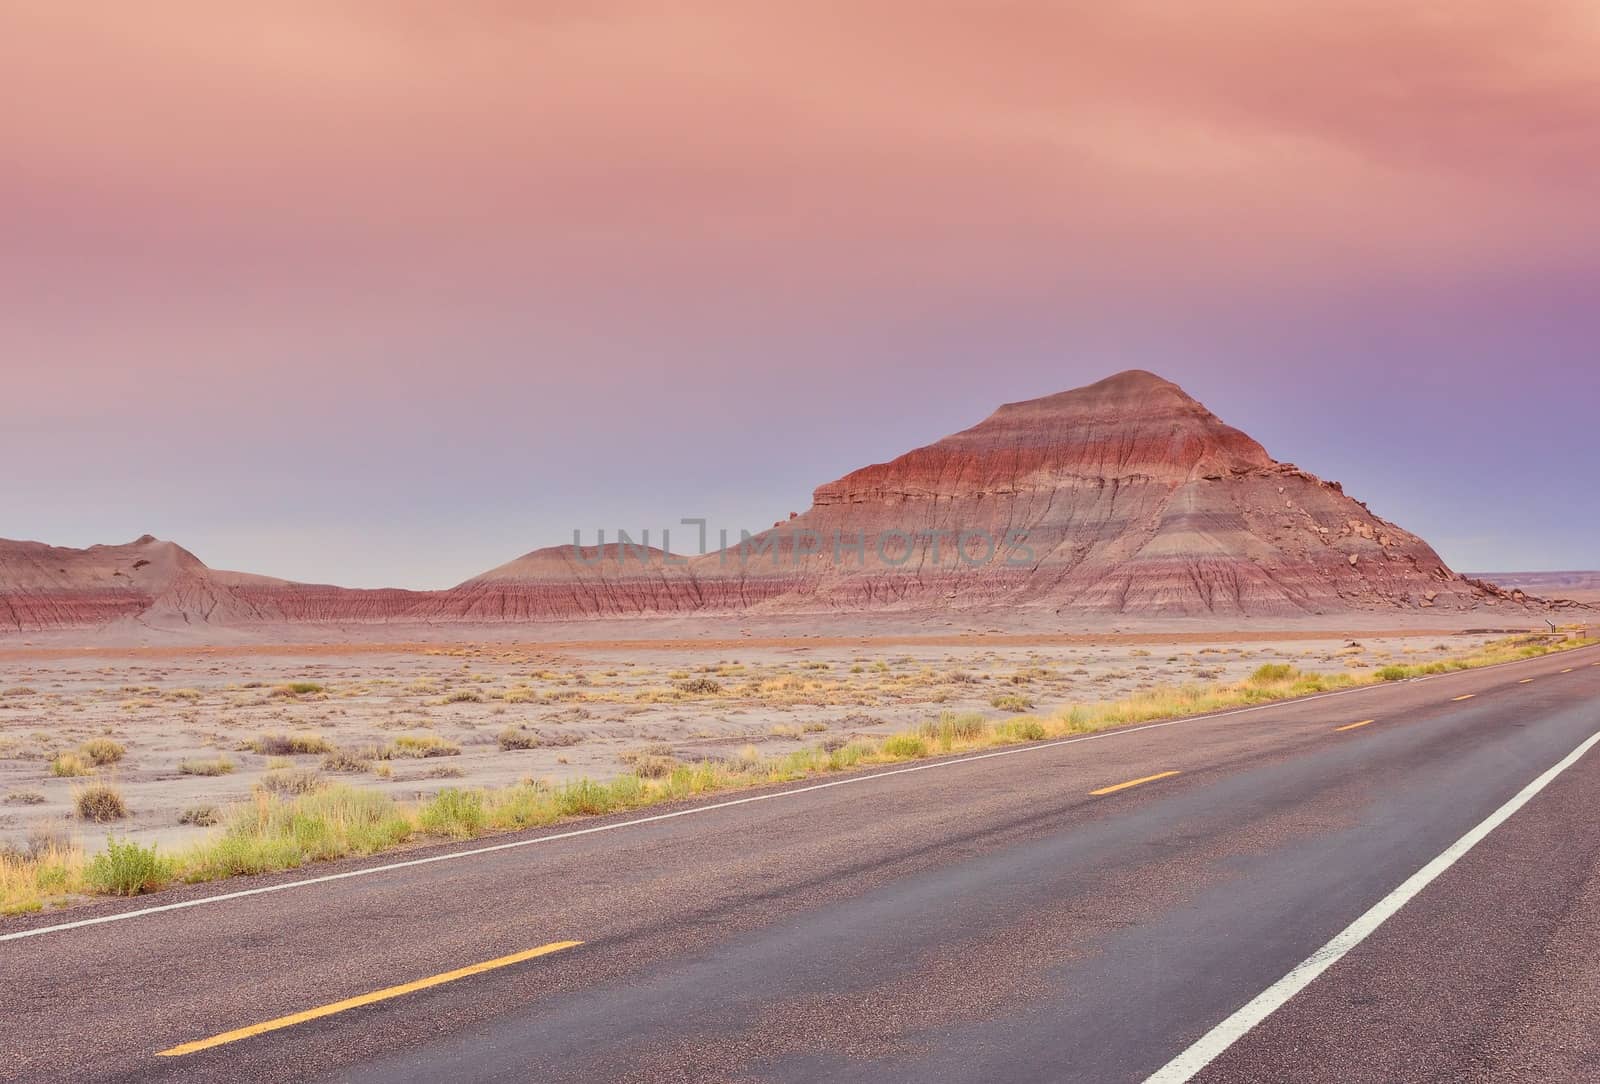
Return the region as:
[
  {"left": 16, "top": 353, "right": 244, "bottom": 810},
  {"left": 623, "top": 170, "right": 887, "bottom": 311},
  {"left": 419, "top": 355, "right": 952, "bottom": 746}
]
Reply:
[{"left": 4, "top": 3, "right": 1597, "bottom": 586}]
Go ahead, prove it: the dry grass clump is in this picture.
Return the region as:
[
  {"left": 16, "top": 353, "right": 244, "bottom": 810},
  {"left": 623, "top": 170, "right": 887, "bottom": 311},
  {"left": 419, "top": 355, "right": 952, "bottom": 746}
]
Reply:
[
  {"left": 270, "top": 681, "right": 326, "bottom": 697},
  {"left": 443, "top": 689, "right": 484, "bottom": 704},
  {"left": 50, "top": 752, "right": 93, "bottom": 778},
  {"left": 179, "top": 805, "right": 221, "bottom": 827},
  {"left": 321, "top": 746, "right": 377, "bottom": 773},
  {"left": 391, "top": 734, "right": 461, "bottom": 758},
  {"left": 75, "top": 783, "right": 128, "bottom": 823},
  {"left": 1367, "top": 635, "right": 1584, "bottom": 681},
  {"left": 990, "top": 693, "right": 1035, "bottom": 712},
  {"left": 631, "top": 754, "right": 680, "bottom": 779},
  {"left": 248, "top": 733, "right": 333, "bottom": 756},
  {"left": 920, "top": 712, "right": 989, "bottom": 749},
  {"left": 49, "top": 739, "right": 130, "bottom": 777},
  {"left": 1, "top": 837, "right": 84, "bottom": 915},
  {"left": 618, "top": 743, "right": 676, "bottom": 776},
  {"left": 257, "top": 768, "right": 326, "bottom": 796},
  {"left": 674, "top": 677, "right": 723, "bottom": 695},
  {"left": 81, "top": 738, "right": 127, "bottom": 766},
  {"left": 179, "top": 756, "right": 235, "bottom": 776},
  {"left": 497, "top": 727, "right": 540, "bottom": 751}
]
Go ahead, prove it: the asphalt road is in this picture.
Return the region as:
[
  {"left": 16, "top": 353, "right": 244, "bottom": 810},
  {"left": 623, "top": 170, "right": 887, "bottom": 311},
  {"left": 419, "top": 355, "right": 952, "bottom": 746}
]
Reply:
[{"left": 3, "top": 645, "right": 1598, "bottom": 1083}]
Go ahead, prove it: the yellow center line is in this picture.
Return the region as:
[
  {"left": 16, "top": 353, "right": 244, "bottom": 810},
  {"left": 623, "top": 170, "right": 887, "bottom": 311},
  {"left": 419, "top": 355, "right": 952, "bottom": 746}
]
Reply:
[
  {"left": 1335, "top": 719, "right": 1377, "bottom": 732},
  {"left": 1091, "top": 770, "right": 1181, "bottom": 796},
  {"left": 1519, "top": 678, "right": 1535, "bottom": 684},
  {"left": 158, "top": 940, "right": 582, "bottom": 1057},
  {"left": 1452, "top": 694, "right": 1476, "bottom": 702},
  {"left": 1561, "top": 668, "right": 1574, "bottom": 674}
]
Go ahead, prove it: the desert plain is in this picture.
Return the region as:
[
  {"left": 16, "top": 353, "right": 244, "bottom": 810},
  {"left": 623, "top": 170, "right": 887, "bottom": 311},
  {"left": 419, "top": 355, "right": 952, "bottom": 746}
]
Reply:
[{"left": 0, "top": 626, "right": 1527, "bottom": 855}]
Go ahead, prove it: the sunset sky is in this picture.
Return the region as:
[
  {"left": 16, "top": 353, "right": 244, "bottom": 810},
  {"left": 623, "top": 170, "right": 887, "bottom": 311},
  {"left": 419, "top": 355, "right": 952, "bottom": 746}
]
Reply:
[{"left": 4, "top": 2, "right": 1596, "bottom": 587}]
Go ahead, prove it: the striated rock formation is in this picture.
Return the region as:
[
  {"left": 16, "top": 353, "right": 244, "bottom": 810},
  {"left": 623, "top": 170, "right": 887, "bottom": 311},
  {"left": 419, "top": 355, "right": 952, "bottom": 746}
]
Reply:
[
  {"left": 0, "top": 535, "right": 172, "bottom": 631},
  {"left": 476, "top": 370, "right": 1524, "bottom": 618},
  {"left": 0, "top": 535, "right": 429, "bottom": 634},
  {"left": 1, "top": 371, "right": 1569, "bottom": 633}
]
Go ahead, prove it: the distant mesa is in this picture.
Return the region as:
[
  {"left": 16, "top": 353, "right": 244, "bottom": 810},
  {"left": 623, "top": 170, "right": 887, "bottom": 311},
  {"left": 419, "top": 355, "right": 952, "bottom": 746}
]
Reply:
[
  {"left": 1, "top": 371, "right": 1578, "bottom": 635},
  {"left": 1469, "top": 571, "right": 1600, "bottom": 606}
]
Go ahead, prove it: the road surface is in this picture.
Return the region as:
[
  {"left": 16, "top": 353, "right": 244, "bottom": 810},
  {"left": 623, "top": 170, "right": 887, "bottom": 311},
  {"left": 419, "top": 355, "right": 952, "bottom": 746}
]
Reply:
[{"left": 3, "top": 645, "right": 1598, "bottom": 1083}]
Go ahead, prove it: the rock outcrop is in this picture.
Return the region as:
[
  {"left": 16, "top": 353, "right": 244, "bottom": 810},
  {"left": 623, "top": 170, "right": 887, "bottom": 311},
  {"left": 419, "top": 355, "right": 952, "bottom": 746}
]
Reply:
[
  {"left": 1, "top": 371, "right": 1568, "bottom": 632},
  {"left": 0, "top": 535, "right": 429, "bottom": 633},
  {"left": 456, "top": 370, "right": 1519, "bottom": 618}
]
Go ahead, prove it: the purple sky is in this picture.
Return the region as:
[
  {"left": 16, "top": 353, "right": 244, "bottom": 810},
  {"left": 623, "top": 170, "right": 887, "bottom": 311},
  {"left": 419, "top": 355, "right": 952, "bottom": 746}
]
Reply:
[{"left": 4, "top": 4, "right": 1596, "bottom": 587}]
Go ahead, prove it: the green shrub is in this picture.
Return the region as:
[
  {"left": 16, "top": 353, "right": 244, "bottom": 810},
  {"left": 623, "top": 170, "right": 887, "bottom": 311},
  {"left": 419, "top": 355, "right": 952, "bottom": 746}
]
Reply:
[
  {"left": 1376, "top": 665, "right": 1411, "bottom": 682},
  {"left": 418, "top": 788, "right": 486, "bottom": 838},
  {"left": 86, "top": 838, "right": 171, "bottom": 896},
  {"left": 556, "top": 778, "right": 612, "bottom": 816},
  {"left": 1004, "top": 719, "right": 1048, "bottom": 741},
  {"left": 198, "top": 786, "right": 413, "bottom": 876},
  {"left": 881, "top": 734, "right": 929, "bottom": 758},
  {"left": 1250, "top": 664, "right": 1297, "bottom": 684},
  {"left": 921, "top": 712, "right": 990, "bottom": 746}
]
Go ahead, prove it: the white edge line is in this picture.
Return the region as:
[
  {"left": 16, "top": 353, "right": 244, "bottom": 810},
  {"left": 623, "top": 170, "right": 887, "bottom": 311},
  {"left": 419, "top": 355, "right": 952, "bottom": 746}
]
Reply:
[
  {"left": 1144, "top": 725, "right": 1600, "bottom": 1083},
  {"left": 3, "top": 646, "right": 1591, "bottom": 945}
]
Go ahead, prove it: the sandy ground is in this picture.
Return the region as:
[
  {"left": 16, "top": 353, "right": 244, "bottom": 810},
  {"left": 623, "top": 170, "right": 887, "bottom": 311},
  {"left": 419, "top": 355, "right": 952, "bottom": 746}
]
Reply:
[
  {"left": 0, "top": 599, "right": 1572, "bottom": 650},
  {"left": 0, "top": 630, "right": 1511, "bottom": 854}
]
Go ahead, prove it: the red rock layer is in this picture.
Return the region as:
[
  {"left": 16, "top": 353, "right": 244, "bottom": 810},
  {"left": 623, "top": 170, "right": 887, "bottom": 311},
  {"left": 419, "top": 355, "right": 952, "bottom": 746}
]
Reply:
[
  {"left": 0, "top": 372, "right": 1565, "bottom": 631},
  {"left": 0, "top": 536, "right": 427, "bottom": 633},
  {"left": 431, "top": 372, "right": 1542, "bottom": 620}
]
